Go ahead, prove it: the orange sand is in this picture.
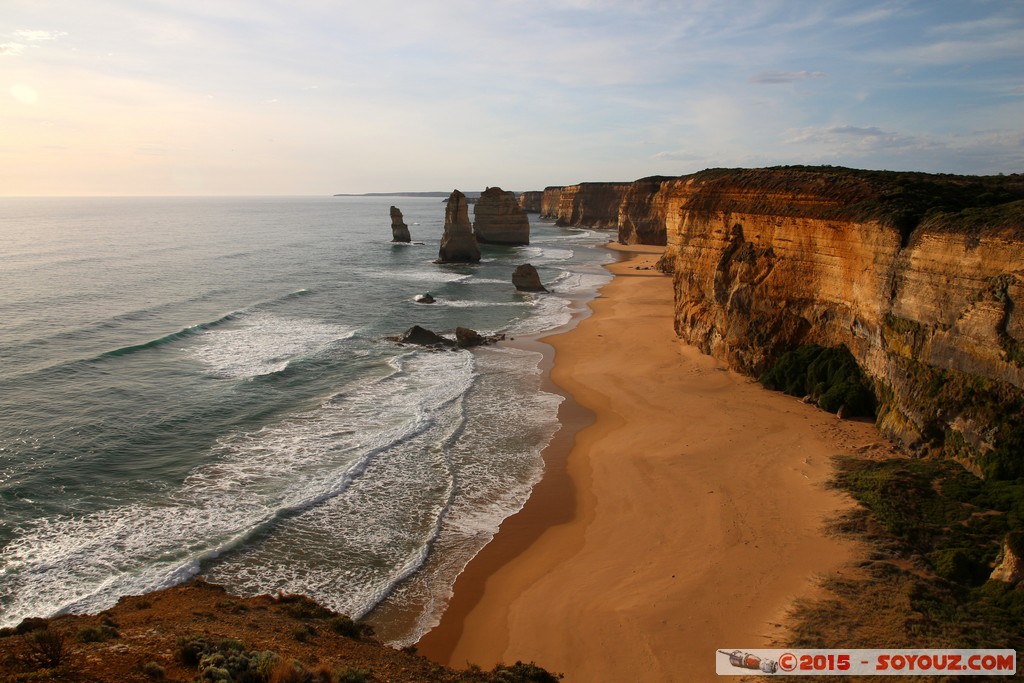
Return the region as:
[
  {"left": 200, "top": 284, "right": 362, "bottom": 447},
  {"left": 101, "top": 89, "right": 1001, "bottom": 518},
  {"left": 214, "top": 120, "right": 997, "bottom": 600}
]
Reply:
[{"left": 418, "top": 245, "right": 889, "bottom": 681}]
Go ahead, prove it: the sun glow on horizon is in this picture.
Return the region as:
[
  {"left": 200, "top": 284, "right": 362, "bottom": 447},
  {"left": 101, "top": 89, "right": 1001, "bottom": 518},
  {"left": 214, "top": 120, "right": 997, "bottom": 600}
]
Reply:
[{"left": 1, "top": 0, "right": 1022, "bottom": 196}]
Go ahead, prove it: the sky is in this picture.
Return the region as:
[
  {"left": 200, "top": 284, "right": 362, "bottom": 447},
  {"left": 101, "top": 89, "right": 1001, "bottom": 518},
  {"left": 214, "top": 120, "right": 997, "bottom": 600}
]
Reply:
[{"left": 2, "top": 0, "right": 1023, "bottom": 195}]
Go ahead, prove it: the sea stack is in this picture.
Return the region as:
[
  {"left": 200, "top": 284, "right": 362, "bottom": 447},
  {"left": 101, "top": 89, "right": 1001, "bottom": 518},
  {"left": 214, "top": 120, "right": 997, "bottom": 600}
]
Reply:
[
  {"left": 390, "top": 206, "right": 411, "bottom": 242},
  {"left": 473, "top": 186, "right": 530, "bottom": 245},
  {"left": 512, "top": 263, "right": 547, "bottom": 292},
  {"left": 437, "top": 190, "right": 481, "bottom": 263}
]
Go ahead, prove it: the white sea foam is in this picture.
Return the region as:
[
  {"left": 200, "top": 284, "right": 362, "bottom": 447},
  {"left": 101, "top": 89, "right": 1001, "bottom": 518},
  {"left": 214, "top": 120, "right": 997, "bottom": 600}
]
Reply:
[
  {"left": 371, "top": 345, "right": 562, "bottom": 645},
  {"left": 189, "top": 312, "right": 355, "bottom": 378},
  {"left": 508, "top": 294, "right": 573, "bottom": 334},
  {"left": 0, "top": 349, "right": 475, "bottom": 628},
  {"left": 458, "top": 277, "right": 509, "bottom": 285},
  {"left": 537, "top": 247, "right": 574, "bottom": 261},
  {"left": 203, "top": 350, "right": 476, "bottom": 618},
  {"left": 531, "top": 229, "right": 594, "bottom": 241},
  {"left": 435, "top": 299, "right": 527, "bottom": 309},
  {"left": 393, "top": 271, "right": 472, "bottom": 284},
  {"left": 549, "top": 269, "right": 613, "bottom": 294}
]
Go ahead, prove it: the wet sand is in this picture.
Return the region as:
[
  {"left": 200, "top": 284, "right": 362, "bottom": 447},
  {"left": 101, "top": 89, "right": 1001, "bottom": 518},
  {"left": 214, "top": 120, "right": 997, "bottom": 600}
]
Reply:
[{"left": 418, "top": 245, "right": 886, "bottom": 681}]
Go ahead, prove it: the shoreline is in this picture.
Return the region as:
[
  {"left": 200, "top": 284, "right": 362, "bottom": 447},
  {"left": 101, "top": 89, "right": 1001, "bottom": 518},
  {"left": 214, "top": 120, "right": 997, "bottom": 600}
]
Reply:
[
  {"left": 411, "top": 243, "right": 626, "bottom": 661},
  {"left": 417, "top": 245, "right": 891, "bottom": 680}
]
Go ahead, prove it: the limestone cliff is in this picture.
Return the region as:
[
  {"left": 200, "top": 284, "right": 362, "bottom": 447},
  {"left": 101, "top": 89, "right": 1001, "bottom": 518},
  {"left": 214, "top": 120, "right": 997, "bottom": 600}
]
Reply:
[
  {"left": 518, "top": 191, "right": 543, "bottom": 213},
  {"left": 637, "top": 167, "right": 1024, "bottom": 478},
  {"left": 617, "top": 176, "right": 673, "bottom": 246},
  {"left": 437, "top": 190, "right": 480, "bottom": 263},
  {"left": 473, "top": 186, "right": 530, "bottom": 245},
  {"left": 540, "top": 187, "right": 563, "bottom": 219},
  {"left": 552, "top": 182, "right": 632, "bottom": 228}
]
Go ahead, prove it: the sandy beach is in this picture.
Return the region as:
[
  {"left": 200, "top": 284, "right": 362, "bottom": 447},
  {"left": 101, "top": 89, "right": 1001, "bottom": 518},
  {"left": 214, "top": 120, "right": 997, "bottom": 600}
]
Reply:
[{"left": 418, "top": 245, "right": 892, "bottom": 681}]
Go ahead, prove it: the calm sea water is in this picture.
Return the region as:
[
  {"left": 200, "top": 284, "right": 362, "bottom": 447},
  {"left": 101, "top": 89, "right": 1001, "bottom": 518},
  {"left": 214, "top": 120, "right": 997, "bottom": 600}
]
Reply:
[{"left": 0, "top": 196, "right": 613, "bottom": 644}]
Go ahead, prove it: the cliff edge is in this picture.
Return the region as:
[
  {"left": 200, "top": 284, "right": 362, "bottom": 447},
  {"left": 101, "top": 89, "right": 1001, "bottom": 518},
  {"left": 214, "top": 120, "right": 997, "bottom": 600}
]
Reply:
[{"left": 633, "top": 167, "right": 1024, "bottom": 478}]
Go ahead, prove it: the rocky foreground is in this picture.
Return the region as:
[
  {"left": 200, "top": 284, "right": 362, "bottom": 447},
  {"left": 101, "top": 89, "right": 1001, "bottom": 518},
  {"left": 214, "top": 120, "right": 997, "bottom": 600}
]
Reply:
[{"left": 0, "top": 581, "right": 558, "bottom": 683}]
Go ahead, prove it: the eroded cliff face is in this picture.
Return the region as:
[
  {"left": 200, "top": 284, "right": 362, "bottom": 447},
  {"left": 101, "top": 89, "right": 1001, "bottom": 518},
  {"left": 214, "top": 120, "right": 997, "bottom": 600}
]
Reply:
[
  {"left": 644, "top": 168, "right": 1024, "bottom": 477},
  {"left": 617, "top": 176, "right": 673, "bottom": 245},
  {"left": 540, "top": 187, "right": 562, "bottom": 218},
  {"left": 437, "top": 190, "right": 480, "bottom": 263},
  {"left": 518, "top": 191, "right": 543, "bottom": 213},
  {"left": 390, "top": 205, "right": 411, "bottom": 243},
  {"left": 552, "top": 182, "right": 631, "bottom": 228},
  {"left": 473, "top": 186, "right": 530, "bottom": 245}
]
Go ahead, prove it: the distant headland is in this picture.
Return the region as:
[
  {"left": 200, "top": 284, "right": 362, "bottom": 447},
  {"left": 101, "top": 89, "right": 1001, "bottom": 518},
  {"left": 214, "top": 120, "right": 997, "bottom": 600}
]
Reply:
[{"left": 333, "top": 191, "right": 484, "bottom": 199}]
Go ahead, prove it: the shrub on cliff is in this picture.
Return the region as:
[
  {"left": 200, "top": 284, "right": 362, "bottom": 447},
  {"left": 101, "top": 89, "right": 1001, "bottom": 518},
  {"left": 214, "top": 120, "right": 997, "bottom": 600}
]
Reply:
[
  {"left": 178, "top": 635, "right": 279, "bottom": 682},
  {"left": 760, "top": 344, "right": 876, "bottom": 417},
  {"left": 488, "top": 661, "right": 563, "bottom": 682},
  {"left": 330, "top": 615, "right": 375, "bottom": 640}
]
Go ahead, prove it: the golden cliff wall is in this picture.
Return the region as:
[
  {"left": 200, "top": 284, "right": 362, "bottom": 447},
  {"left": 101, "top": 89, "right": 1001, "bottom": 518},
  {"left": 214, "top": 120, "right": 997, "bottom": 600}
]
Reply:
[
  {"left": 540, "top": 187, "right": 562, "bottom": 218},
  {"left": 518, "top": 191, "right": 543, "bottom": 213},
  {"left": 629, "top": 168, "right": 1024, "bottom": 477},
  {"left": 616, "top": 176, "right": 672, "bottom": 246},
  {"left": 551, "top": 182, "right": 632, "bottom": 228}
]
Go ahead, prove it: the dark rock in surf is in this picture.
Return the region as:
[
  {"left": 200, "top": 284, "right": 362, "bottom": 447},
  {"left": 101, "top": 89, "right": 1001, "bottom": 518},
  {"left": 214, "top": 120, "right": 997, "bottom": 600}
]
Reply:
[
  {"left": 387, "top": 325, "right": 505, "bottom": 350},
  {"left": 456, "top": 327, "right": 484, "bottom": 347},
  {"left": 456, "top": 327, "right": 506, "bottom": 348},
  {"left": 391, "top": 325, "right": 456, "bottom": 348},
  {"left": 414, "top": 293, "right": 436, "bottom": 304},
  {"left": 512, "top": 263, "right": 547, "bottom": 292}
]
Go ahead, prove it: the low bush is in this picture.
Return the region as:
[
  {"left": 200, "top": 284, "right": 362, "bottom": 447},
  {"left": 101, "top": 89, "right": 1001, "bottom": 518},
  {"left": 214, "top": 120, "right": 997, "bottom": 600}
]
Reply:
[
  {"left": 27, "top": 629, "right": 65, "bottom": 668},
  {"left": 489, "top": 661, "right": 563, "bottom": 682},
  {"left": 818, "top": 457, "right": 1024, "bottom": 649},
  {"left": 329, "top": 616, "right": 374, "bottom": 640},
  {"left": 77, "top": 623, "right": 120, "bottom": 643},
  {"left": 292, "top": 624, "right": 316, "bottom": 642},
  {"left": 142, "top": 661, "right": 167, "bottom": 680},
  {"left": 760, "top": 344, "right": 876, "bottom": 417}
]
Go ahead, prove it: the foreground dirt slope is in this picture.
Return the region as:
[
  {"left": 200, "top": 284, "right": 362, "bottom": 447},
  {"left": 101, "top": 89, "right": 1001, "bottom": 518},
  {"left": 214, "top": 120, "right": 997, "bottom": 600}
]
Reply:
[{"left": 0, "top": 580, "right": 555, "bottom": 682}]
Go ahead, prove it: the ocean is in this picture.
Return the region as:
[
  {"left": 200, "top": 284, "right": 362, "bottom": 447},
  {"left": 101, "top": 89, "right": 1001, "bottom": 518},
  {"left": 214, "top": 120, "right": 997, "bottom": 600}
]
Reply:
[{"left": 0, "top": 196, "right": 613, "bottom": 645}]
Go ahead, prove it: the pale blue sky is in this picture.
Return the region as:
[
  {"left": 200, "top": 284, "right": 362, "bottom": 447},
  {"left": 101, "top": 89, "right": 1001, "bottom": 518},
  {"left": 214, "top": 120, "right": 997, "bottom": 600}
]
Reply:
[{"left": 3, "top": 0, "right": 1023, "bottom": 195}]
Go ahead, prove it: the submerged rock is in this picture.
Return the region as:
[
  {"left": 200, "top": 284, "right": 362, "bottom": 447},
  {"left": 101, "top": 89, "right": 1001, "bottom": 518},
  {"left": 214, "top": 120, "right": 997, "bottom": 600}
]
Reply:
[
  {"left": 390, "top": 206, "right": 411, "bottom": 242},
  {"left": 456, "top": 327, "right": 506, "bottom": 348},
  {"left": 387, "top": 325, "right": 504, "bottom": 349},
  {"left": 456, "top": 327, "right": 484, "bottom": 347},
  {"left": 391, "top": 325, "right": 455, "bottom": 348},
  {"left": 512, "top": 263, "right": 547, "bottom": 292},
  {"left": 473, "top": 186, "right": 530, "bottom": 245},
  {"left": 437, "top": 190, "right": 481, "bottom": 263}
]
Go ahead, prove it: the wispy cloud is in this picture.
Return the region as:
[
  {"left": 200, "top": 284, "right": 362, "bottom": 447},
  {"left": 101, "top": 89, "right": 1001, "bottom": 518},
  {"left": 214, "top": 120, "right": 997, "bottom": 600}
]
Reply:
[
  {"left": 833, "top": 6, "right": 899, "bottom": 27},
  {"left": 750, "top": 70, "right": 826, "bottom": 84},
  {"left": 785, "top": 124, "right": 915, "bottom": 150},
  {"left": 872, "top": 28, "right": 1024, "bottom": 66},
  {"left": 1, "top": 28, "right": 66, "bottom": 58},
  {"left": 651, "top": 149, "right": 707, "bottom": 162},
  {"left": 12, "top": 29, "right": 67, "bottom": 41}
]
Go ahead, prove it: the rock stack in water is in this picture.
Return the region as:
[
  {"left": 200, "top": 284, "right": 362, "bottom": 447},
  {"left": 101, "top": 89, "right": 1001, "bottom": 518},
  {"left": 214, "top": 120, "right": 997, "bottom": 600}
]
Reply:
[
  {"left": 473, "top": 186, "right": 530, "bottom": 245},
  {"left": 390, "top": 206, "right": 411, "bottom": 242},
  {"left": 512, "top": 263, "right": 547, "bottom": 292},
  {"left": 437, "top": 190, "right": 481, "bottom": 263}
]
